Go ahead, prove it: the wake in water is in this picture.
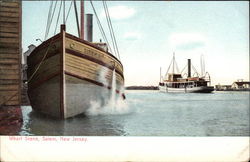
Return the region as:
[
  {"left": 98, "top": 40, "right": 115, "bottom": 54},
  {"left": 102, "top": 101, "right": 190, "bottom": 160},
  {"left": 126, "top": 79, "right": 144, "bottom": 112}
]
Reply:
[{"left": 86, "top": 69, "right": 132, "bottom": 116}]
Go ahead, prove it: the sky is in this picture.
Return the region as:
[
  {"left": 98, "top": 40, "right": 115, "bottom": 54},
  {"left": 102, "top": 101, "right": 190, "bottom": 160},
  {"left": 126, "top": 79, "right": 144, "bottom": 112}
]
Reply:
[{"left": 22, "top": 1, "right": 249, "bottom": 86}]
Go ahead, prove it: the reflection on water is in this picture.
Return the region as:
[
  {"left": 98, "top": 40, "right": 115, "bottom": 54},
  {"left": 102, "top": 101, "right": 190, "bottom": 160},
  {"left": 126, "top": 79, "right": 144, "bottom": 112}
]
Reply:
[{"left": 20, "top": 106, "right": 126, "bottom": 136}]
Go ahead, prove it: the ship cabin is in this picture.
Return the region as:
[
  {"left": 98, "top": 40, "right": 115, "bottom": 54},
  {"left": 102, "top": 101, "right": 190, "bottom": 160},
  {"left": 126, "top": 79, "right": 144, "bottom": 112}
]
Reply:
[
  {"left": 92, "top": 42, "right": 108, "bottom": 52},
  {"left": 160, "top": 73, "right": 209, "bottom": 89},
  {"left": 167, "top": 73, "right": 182, "bottom": 82}
]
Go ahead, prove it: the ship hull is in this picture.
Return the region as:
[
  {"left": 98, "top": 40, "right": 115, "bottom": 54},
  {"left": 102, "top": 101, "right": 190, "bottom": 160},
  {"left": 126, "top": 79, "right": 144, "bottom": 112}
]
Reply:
[
  {"left": 27, "top": 30, "right": 124, "bottom": 119},
  {"left": 159, "top": 85, "right": 214, "bottom": 93}
]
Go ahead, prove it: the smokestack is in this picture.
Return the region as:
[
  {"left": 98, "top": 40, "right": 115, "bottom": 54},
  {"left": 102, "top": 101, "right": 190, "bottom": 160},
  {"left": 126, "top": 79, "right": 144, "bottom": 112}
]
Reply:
[
  {"left": 188, "top": 59, "right": 191, "bottom": 77},
  {"left": 85, "top": 14, "right": 93, "bottom": 42},
  {"left": 80, "top": 0, "right": 84, "bottom": 40}
]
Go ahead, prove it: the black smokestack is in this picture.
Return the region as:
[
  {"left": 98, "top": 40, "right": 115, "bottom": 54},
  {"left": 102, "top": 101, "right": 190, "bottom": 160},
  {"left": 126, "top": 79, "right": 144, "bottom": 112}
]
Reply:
[
  {"left": 188, "top": 59, "right": 191, "bottom": 77},
  {"left": 85, "top": 14, "right": 93, "bottom": 42}
]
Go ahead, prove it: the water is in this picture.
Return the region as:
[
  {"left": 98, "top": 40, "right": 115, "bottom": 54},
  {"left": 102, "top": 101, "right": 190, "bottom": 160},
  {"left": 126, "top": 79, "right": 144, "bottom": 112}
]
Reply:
[{"left": 19, "top": 91, "right": 249, "bottom": 136}]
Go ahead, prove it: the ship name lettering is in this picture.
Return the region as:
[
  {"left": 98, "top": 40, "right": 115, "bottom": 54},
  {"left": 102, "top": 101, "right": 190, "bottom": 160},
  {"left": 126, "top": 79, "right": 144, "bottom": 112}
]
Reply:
[{"left": 84, "top": 48, "right": 100, "bottom": 58}]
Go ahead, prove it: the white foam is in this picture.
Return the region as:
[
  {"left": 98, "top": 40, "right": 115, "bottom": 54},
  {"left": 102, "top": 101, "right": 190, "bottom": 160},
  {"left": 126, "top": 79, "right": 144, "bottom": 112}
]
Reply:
[{"left": 86, "top": 69, "right": 132, "bottom": 116}]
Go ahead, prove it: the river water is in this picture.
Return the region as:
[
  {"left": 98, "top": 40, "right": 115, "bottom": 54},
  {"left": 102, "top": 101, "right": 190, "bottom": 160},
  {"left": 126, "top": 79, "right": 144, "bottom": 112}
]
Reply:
[{"left": 19, "top": 90, "right": 249, "bottom": 136}]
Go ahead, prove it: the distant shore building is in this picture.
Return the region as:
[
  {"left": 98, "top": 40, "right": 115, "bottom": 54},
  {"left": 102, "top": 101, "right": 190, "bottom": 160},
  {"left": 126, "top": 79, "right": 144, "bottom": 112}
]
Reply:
[
  {"left": 215, "top": 79, "right": 250, "bottom": 91},
  {"left": 22, "top": 44, "right": 36, "bottom": 81},
  {"left": 22, "top": 44, "right": 36, "bottom": 65},
  {"left": 215, "top": 85, "right": 232, "bottom": 91},
  {"left": 232, "top": 80, "right": 250, "bottom": 90}
]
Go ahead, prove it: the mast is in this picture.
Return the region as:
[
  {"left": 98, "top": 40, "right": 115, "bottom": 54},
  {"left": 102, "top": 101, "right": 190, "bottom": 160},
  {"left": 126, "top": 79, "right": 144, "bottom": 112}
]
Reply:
[
  {"left": 172, "top": 53, "right": 175, "bottom": 74},
  {"left": 63, "top": 0, "right": 65, "bottom": 24},
  {"left": 160, "top": 67, "right": 162, "bottom": 82},
  {"left": 80, "top": 0, "right": 84, "bottom": 40}
]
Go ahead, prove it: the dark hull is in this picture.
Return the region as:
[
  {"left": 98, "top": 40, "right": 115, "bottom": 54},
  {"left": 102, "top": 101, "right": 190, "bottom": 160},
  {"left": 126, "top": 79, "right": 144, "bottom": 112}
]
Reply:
[{"left": 159, "top": 85, "right": 214, "bottom": 93}]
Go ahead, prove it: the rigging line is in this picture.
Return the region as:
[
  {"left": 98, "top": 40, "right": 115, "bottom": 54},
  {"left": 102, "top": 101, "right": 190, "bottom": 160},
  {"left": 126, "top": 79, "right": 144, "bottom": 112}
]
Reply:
[
  {"left": 90, "top": 0, "right": 112, "bottom": 53},
  {"left": 203, "top": 55, "right": 205, "bottom": 74},
  {"left": 63, "top": 0, "right": 65, "bottom": 24},
  {"left": 73, "top": 0, "right": 80, "bottom": 37},
  {"left": 165, "top": 58, "right": 173, "bottom": 77},
  {"left": 54, "top": 0, "right": 63, "bottom": 35},
  {"left": 27, "top": 38, "right": 55, "bottom": 84},
  {"left": 200, "top": 55, "right": 203, "bottom": 76},
  {"left": 45, "top": 0, "right": 58, "bottom": 40},
  {"left": 45, "top": 1, "right": 58, "bottom": 39},
  {"left": 174, "top": 59, "right": 180, "bottom": 73},
  {"left": 181, "top": 64, "right": 187, "bottom": 74},
  {"left": 44, "top": 1, "right": 54, "bottom": 40},
  {"left": 0, "top": 91, "right": 19, "bottom": 107},
  {"left": 104, "top": 1, "right": 120, "bottom": 59},
  {"left": 89, "top": 0, "right": 113, "bottom": 54},
  {"left": 103, "top": 1, "right": 117, "bottom": 57},
  {"left": 172, "top": 53, "right": 175, "bottom": 74},
  {"left": 191, "top": 64, "right": 199, "bottom": 74},
  {"left": 65, "top": 0, "right": 73, "bottom": 23}
]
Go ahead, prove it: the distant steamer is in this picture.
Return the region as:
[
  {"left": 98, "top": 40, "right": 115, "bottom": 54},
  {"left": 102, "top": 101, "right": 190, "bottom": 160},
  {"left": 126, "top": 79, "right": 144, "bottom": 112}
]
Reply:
[
  {"left": 27, "top": 1, "right": 125, "bottom": 119},
  {"left": 159, "top": 54, "right": 214, "bottom": 93}
]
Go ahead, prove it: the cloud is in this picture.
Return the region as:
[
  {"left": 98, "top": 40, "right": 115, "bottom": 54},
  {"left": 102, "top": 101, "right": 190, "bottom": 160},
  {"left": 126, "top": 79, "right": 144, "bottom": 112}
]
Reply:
[
  {"left": 123, "top": 32, "right": 141, "bottom": 41},
  {"left": 101, "top": 6, "right": 136, "bottom": 20},
  {"left": 169, "top": 33, "right": 206, "bottom": 51}
]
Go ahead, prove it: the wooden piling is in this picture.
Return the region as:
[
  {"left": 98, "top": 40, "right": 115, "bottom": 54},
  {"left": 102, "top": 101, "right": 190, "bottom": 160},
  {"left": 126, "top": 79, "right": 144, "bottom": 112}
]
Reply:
[
  {"left": 0, "top": 0, "right": 22, "bottom": 135},
  {"left": 0, "top": 0, "right": 22, "bottom": 106}
]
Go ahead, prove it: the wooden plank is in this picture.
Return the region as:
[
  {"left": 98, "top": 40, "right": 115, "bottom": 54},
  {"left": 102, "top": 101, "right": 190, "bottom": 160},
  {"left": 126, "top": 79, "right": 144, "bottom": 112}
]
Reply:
[
  {"left": 0, "top": 64, "right": 19, "bottom": 70},
  {"left": 0, "top": 17, "right": 19, "bottom": 23},
  {"left": 65, "top": 39, "right": 123, "bottom": 75},
  {"left": 65, "top": 53, "right": 124, "bottom": 84},
  {"left": 0, "top": 79, "right": 19, "bottom": 84},
  {"left": 0, "top": 90, "right": 18, "bottom": 106},
  {"left": 3, "top": 100, "right": 19, "bottom": 106},
  {"left": 0, "top": 21, "right": 19, "bottom": 28},
  {"left": 0, "top": 11, "right": 19, "bottom": 18},
  {"left": 0, "top": 37, "right": 19, "bottom": 43},
  {"left": 28, "top": 55, "right": 60, "bottom": 85},
  {"left": 0, "top": 90, "right": 18, "bottom": 96},
  {"left": 0, "top": 0, "right": 21, "bottom": 107},
  {"left": 0, "top": 42, "right": 19, "bottom": 48},
  {"left": 29, "top": 64, "right": 60, "bottom": 85},
  {"left": 0, "top": 6, "right": 19, "bottom": 13},
  {"left": 3, "top": 95, "right": 19, "bottom": 101},
  {"left": 0, "top": 32, "right": 19, "bottom": 38},
  {"left": 0, "top": 27, "right": 19, "bottom": 34},
  {"left": 66, "top": 37, "right": 123, "bottom": 71},
  {"left": 0, "top": 74, "right": 19, "bottom": 80},
  {"left": 0, "top": 47, "right": 19, "bottom": 54},
  {"left": 65, "top": 66, "right": 96, "bottom": 81},
  {"left": 0, "top": 69, "right": 19, "bottom": 75},
  {"left": 0, "top": 54, "right": 19, "bottom": 59},
  {"left": 66, "top": 50, "right": 124, "bottom": 79},
  {"left": 66, "top": 56, "right": 99, "bottom": 73},
  {"left": 0, "top": 84, "right": 19, "bottom": 91},
  {"left": 66, "top": 53, "right": 98, "bottom": 70},
  {"left": 28, "top": 52, "right": 60, "bottom": 76},
  {"left": 0, "top": 58, "right": 18, "bottom": 64},
  {"left": 27, "top": 40, "right": 61, "bottom": 67},
  {"left": 0, "top": 2, "right": 19, "bottom": 8}
]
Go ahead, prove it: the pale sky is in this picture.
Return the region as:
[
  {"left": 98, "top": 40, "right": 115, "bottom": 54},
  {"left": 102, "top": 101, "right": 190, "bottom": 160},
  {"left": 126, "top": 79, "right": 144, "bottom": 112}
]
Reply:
[{"left": 22, "top": 1, "right": 249, "bottom": 86}]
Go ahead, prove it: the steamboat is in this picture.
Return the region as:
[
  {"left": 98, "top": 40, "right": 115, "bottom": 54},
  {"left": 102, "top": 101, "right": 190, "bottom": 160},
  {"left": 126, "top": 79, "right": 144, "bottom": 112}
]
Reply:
[{"left": 159, "top": 54, "right": 214, "bottom": 93}]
